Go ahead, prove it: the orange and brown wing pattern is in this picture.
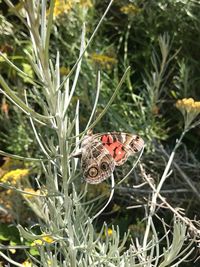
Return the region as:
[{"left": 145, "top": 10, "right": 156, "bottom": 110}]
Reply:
[{"left": 76, "top": 132, "right": 144, "bottom": 184}]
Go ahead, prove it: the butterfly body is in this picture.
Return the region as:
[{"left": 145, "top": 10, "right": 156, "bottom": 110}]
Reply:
[{"left": 74, "top": 132, "right": 144, "bottom": 184}]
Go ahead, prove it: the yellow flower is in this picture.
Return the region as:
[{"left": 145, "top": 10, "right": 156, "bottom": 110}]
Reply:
[
  {"left": 176, "top": 98, "right": 200, "bottom": 112},
  {"left": 107, "top": 228, "right": 113, "bottom": 236},
  {"left": 21, "top": 260, "right": 32, "bottom": 267},
  {"left": 53, "top": 0, "right": 73, "bottom": 17},
  {"left": 176, "top": 98, "right": 200, "bottom": 128},
  {"left": 31, "top": 239, "right": 43, "bottom": 246},
  {"left": 120, "top": 4, "right": 141, "bottom": 15},
  {"left": 31, "top": 235, "right": 54, "bottom": 246},
  {"left": 50, "top": 0, "right": 93, "bottom": 18},
  {"left": 90, "top": 53, "right": 117, "bottom": 69},
  {"left": 100, "top": 227, "right": 114, "bottom": 240},
  {"left": 1, "top": 169, "right": 29, "bottom": 185},
  {"left": 0, "top": 158, "right": 24, "bottom": 172},
  {"left": 104, "top": 228, "right": 113, "bottom": 237},
  {"left": 42, "top": 236, "right": 54, "bottom": 243}
]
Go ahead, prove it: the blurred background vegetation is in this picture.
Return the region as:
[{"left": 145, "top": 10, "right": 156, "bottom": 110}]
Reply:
[{"left": 0, "top": 0, "right": 200, "bottom": 266}]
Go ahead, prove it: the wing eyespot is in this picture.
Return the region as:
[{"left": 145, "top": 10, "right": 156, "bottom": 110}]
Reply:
[
  {"left": 88, "top": 167, "right": 98, "bottom": 177},
  {"left": 100, "top": 161, "right": 109, "bottom": 171}
]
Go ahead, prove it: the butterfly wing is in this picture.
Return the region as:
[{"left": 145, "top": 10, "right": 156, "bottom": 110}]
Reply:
[
  {"left": 76, "top": 132, "right": 144, "bottom": 184},
  {"left": 94, "top": 132, "right": 144, "bottom": 166},
  {"left": 80, "top": 136, "right": 115, "bottom": 184}
]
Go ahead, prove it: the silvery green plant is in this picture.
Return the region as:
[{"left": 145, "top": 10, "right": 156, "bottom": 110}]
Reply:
[{"left": 0, "top": 1, "right": 196, "bottom": 266}]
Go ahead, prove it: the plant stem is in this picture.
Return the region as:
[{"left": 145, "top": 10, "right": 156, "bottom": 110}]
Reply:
[{"left": 143, "top": 129, "right": 187, "bottom": 258}]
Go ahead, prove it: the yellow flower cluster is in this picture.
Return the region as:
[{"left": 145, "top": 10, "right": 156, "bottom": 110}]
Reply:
[
  {"left": 90, "top": 53, "right": 117, "bottom": 69},
  {"left": 176, "top": 98, "right": 200, "bottom": 113},
  {"left": 31, "top": 235, "right": 54, "bottom": 246},
  {"left": 176, "top": 98, "right": 200, "bottom": 128},
  {"left": 1, "top": 169, "right": 29, "bottom": 185},
  {"left": 120, "top": 4, "right": 141, "bottom": 15},
  {"left": 53, "top": 0, "right": 73, "bottom": 17},
  {"left": 53, "top": 0, "right": 92, "bottom": 17}
]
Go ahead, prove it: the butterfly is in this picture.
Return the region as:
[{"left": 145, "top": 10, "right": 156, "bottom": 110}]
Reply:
[{"left": 73, "top": 131, "right": 144, "bottom": 184}]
